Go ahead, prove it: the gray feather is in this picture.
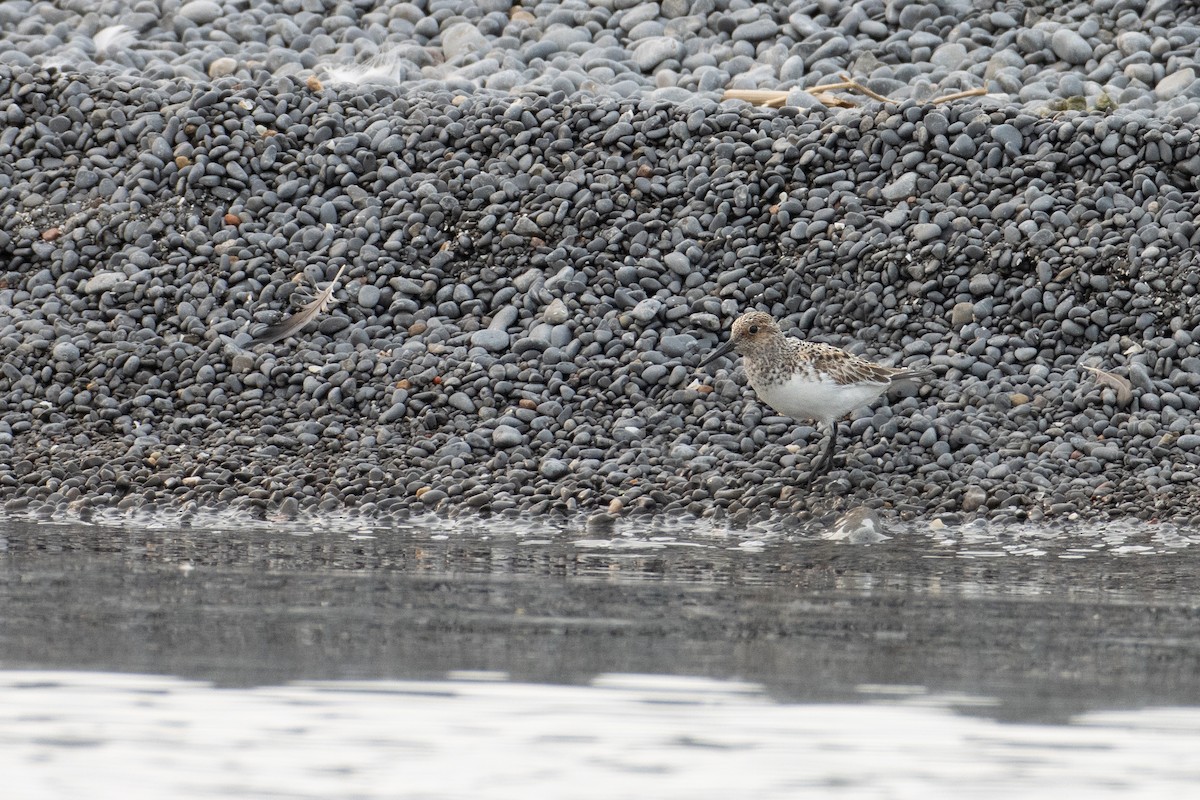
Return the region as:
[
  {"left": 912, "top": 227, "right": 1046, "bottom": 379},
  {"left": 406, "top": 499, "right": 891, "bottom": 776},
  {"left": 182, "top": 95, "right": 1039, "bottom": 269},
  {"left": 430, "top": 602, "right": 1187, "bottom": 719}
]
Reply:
[
  {"left": 251, "top": 264, "right": 347, "bottom": 346},
  {"left": 1084, "top": 365, "right": 1133, "bottom": 406}
]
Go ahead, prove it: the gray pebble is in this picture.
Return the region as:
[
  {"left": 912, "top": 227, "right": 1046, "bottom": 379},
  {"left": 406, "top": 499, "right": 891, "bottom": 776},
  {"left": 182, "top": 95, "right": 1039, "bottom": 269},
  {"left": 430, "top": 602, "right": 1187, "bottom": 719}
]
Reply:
[
  {"left": 991, "top": 124, "right": 1022, "bottom": 156},
  {"left": 642, "top": 364, "right": 669, "bottom": 384},
  {"left": 543, "top": 298, "right": 569, "bottom": 324},
  {"left": 448, "top": 392, "right": 476, "bottom": 414},
  {"left": 882, "top": 173, "right": 917, "bottom": 202},
  {"left": 358, "top": 284, "right": 381, "bottom": 310},
  {"left": 631, "top": 37, "right": 683, "bottom": 70},
  {"left": 1176, "top": 435, "right": 1200, "bottom": 451},
  {"left": 208, "top": 57, "right": 237, "bottom": 78},
  {"left": 1014, "top": 347, "right": 1037, "bottom": 363},
  {"left": 1156, "top": 68, "right": 1197, "bottom": 100},
  {"left": 931, "top": 43, "right": 968, "bottom": 70},
  {"left": 1117, "top": 31, "right": 1153, "bottom": 57},
  {"left": 969, "top": 274, "right": 995, "bottom": 295},
  {"left": 961, "top": 486, "right": 988, "bottom": 512},
  {"left": 913, "top": 223, "right": 942, "bottom": 243},
  {"left": 630, "top": 298, "right": 662, "bottom": 323},
  {"left": 732, "top": 19, "right": 779, "bottom": 42},
  {"left": 52, "top": 341, "right": 80, "bottom": 363},
  {"left": 492, "top": 426, "right": 524, "bottom": 449},
  {"left": 178, "top": 0, "right": 222, "bottom": 24},
  {"left": 540, "top": 458, "right": 569, "bottom": 480},
  {"left": 659, "top": 334, "right": 697, "bottom": 359},
  {"left": 84, "top": 272, "right": 126, "bottom": 294},
  {"left": 471, "top": 329, "right": 510, "bottom": 352},
  {"left": 1050, "top": 29, "right": 1092, "bottom": 65}
]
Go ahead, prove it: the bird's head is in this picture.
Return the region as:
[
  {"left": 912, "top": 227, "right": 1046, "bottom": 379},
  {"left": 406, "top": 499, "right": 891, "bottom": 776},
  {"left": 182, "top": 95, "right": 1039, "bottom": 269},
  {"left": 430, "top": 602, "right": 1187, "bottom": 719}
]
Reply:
[{"left": 698, "top": 310, "right": 779, "bottom": 368}]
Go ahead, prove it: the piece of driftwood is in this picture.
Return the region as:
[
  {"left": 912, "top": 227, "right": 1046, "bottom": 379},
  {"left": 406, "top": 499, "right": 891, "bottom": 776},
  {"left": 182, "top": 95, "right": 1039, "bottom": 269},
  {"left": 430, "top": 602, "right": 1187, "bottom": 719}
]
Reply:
[
  {"left": 723, "top": 74, "right": 987, "bottom": 108},
  {"left": 722, "top": 88, "right": 858, "bottom": 108},
  {"left": 251, "top": 264, "right": 347, "bottom": 346},
  {"left": 811, "top": 74, "right": 892, "bottom": 102},
  {"left": 721, "top": 89, "right": 790, "bottom": 107}
]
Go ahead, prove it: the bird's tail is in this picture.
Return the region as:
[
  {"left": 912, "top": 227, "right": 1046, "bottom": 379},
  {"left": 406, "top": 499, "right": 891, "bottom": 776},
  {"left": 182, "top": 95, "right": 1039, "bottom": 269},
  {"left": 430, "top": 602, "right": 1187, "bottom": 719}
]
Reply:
[{"left": 891, "top": 366, "right": 934, "bottom": 383}]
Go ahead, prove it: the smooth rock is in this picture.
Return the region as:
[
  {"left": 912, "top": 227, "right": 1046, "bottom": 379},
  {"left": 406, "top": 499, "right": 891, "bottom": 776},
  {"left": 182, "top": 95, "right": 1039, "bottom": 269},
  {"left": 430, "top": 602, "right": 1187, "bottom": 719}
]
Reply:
[
  {"left": 1050, "top": 29, "right": 1092, "bottom": 65},
  {"left": 544, "top": 298, "right": 569, "bottom": 324},
  {"left": 178, "top": 0, "right": 221, "bottom": 24},
  {"left": 961, "top": 486, "right": 988, "bottom": 512},
  {"left": 631, "top": 37, "right": 684, "bottom": 70},
  {"left": 913, "top": 223, "right": 942, "bottom": 243},
  {"left": 84, "top": 272, "right": 125, "bottom": 294},
  {"left": 471, "top": 329, "right": 510, "bottom": 352},
  {"left": 1157, "top": 68, "right": 1197, "bottom": 100},
  {"left": 442, "top": 22, "right": 489, "bottom": 61},
  {"left": 492, "top": 425, "right": 523, "bottom": 449}
]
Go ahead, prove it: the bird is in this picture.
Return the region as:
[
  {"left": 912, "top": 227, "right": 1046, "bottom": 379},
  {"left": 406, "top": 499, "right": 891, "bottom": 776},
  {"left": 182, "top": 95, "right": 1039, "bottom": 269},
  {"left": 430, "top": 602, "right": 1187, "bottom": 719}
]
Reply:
[{"left": 698, "top": 310, "right": 933, "bottom": 485}]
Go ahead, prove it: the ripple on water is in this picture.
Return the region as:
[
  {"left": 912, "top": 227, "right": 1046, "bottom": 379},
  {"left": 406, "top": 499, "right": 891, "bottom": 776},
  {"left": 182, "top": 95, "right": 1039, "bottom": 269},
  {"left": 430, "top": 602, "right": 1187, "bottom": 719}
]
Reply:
[{"left": 2, "top": 505, "right": 1199, "bottom": 561}]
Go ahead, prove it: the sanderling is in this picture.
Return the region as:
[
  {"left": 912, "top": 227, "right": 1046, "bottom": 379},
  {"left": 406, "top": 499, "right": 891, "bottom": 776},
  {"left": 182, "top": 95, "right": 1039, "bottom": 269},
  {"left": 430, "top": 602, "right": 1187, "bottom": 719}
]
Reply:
[{"left": 699, "top": 310, "right": 933, "bottom": 484}]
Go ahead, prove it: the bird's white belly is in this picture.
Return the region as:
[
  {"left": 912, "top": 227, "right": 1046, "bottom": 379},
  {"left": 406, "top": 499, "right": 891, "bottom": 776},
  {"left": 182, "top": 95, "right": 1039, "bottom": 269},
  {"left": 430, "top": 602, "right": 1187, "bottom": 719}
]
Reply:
[{"left": 753, "top": 373, "right": 887, "bottom": 425}]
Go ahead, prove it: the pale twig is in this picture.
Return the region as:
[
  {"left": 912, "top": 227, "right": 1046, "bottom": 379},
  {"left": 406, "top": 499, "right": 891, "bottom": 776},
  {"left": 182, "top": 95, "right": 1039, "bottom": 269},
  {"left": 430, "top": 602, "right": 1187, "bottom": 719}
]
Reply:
[
  {"left": 721, "top": 89, "right": 789, "bottom": 107},
  {"left": 807, "top": 79, "right": 855, "bottom": 93},
  {"left": 932, "top": 87, "right": 988, "bottom": 104},
  {"left": 725, "top": 86, "right": 859, "bottom": 108},
  {"left": 837, "top": 73, "right": 892, "bottom": 103}
]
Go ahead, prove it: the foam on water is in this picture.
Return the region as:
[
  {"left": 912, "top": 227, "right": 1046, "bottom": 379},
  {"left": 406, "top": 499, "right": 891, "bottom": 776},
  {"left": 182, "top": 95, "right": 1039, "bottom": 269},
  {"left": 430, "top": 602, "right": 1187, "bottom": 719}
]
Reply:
[{"left": 3, "top": 504, "right": 1199, "bottom": 561}]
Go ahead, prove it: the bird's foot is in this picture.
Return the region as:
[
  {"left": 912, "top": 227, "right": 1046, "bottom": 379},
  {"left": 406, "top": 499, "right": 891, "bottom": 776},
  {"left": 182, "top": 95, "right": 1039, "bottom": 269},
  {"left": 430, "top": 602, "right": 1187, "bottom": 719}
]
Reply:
[{"left": 804, "top": 460, "right": 834, "bottom": 488}]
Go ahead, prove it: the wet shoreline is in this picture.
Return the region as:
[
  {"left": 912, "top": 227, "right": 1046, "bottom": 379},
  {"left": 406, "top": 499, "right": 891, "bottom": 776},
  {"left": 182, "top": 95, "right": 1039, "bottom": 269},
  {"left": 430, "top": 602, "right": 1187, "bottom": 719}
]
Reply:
[{"left": 3, "top": 514, "right": 1198, "bottom": 721}]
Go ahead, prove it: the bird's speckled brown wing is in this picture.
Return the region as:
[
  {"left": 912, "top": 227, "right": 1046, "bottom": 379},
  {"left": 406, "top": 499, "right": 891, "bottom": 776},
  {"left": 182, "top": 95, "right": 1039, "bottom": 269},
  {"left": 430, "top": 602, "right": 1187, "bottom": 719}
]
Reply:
[{"left": 802, "top": 341, "right": 900, "bottom": 386}]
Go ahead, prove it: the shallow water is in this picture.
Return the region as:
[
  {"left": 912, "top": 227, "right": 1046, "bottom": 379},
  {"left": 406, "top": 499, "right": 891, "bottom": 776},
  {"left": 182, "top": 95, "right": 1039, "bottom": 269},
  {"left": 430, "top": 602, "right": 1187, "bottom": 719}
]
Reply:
[{"left": 2, "top": 512, "right": 1199, "bottom": 797}]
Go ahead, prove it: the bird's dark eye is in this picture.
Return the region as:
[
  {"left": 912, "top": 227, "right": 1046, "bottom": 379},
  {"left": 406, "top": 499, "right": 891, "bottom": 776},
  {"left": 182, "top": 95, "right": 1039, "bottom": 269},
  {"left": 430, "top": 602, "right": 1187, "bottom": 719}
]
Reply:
[{"left": 748, "top": 325, "right": 759, "bottom": 334}]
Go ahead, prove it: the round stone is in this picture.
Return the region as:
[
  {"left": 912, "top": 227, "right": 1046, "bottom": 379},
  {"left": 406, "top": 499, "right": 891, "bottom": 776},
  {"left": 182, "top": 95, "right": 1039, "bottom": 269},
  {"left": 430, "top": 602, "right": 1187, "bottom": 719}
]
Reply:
[
  {"left": 543, "top": 298, "right": 569, "bottom": 324},
  {"left": 961, "top": 486, "right": 988, "bottom": 512},
  {"left": 539, "top": 458, "right": 569, "bottom": 480},
  {"left": 631, "top": 37, "right": 684, "bottom": 70},
  {"left": 52, "top": 341, "right": 80, "bottom": 363},
  {"left": 208, "top": 57, "right": 237, "bottom": 78},
  {"left": 471, "top": 329, "right": 510, "bottom": 352},
  {"left": 913, "top": 223, "right": 942, "bottom": 243},
  {"left": 492, "top": 425, "right": 523, "bottom": 449},
  {"left": 178, "top": 0, "right": 222, "bottom": 24},
  {"left": 1050, "top": 29, "right": 1092, "bottom": 65}
]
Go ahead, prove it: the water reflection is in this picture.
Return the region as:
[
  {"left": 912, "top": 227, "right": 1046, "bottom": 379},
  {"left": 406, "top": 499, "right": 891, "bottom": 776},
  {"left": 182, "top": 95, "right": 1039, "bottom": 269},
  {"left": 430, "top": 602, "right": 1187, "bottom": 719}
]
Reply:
[
  {"left": 3, "top": 670, "right": 1199, "bottom": 800},
  {"left": 1, "top": 511, "right": 1198, "bottom": 726}
]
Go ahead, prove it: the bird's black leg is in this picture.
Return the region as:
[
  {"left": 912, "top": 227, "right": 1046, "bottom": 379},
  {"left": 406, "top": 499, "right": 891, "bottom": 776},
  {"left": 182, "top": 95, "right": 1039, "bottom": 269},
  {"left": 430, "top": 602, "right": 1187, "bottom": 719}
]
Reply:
[
  {"left": 820, "top": 423, "right": 837, "bottom": 474},
  {"left": 805, "top": 423, "right": 838, "bottom": 486}
]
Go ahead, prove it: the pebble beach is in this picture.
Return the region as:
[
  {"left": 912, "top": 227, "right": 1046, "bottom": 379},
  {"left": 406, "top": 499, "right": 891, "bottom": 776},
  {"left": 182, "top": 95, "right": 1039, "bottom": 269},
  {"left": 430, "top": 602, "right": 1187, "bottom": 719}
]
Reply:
[{"left": 2, "top": 0, "right": 1200, "bottom": 528}]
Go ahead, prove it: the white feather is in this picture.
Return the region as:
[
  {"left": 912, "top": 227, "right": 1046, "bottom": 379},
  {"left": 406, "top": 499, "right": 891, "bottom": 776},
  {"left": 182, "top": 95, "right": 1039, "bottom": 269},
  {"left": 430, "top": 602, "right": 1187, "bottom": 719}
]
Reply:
[
  {"left": 320, "top": 50, "right": 407, "bottom": 86},
  {"left": 93, "top": 25, "right": 136, "bottom": 59}
]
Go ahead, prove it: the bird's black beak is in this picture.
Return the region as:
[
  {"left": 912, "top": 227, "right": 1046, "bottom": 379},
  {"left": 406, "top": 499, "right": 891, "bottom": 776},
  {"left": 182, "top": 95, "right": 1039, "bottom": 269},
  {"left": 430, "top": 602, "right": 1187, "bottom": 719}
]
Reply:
[{"left": 697, "top": 338, "right": 737, "bottom": 369}]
